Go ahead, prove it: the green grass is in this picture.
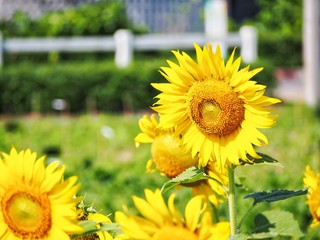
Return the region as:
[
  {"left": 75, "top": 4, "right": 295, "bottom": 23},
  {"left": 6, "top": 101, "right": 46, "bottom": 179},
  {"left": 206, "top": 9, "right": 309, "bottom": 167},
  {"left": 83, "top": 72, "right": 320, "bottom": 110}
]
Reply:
[{"left": 0, "top": 103, "right": 319, "bottom": 236}]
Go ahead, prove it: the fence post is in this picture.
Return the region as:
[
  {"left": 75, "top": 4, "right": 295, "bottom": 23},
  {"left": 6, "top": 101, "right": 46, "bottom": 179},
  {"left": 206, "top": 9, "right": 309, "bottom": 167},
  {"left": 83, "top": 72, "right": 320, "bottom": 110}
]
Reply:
[
  {"left": 114, "top": 29, "right": 133, "bottom": 68},
  {"left": 0, "top": 32, "right": 3, "bottom": 68},
  {"left": 239, "top": 26, "right": 257, "bottom": 63}
]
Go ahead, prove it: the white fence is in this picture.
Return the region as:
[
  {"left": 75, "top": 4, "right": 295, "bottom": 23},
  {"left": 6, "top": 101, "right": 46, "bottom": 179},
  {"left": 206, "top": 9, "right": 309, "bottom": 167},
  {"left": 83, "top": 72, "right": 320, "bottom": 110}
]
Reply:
[{"left": 0, "top": 26, "right": 257, "bottom": 68}]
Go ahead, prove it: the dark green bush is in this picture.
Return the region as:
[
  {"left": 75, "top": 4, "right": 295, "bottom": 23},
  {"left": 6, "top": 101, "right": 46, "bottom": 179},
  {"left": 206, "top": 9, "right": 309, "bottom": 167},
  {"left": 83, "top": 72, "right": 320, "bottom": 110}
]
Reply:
[{"left": 0, "top": 59, "right": 166, "bottom": 114}]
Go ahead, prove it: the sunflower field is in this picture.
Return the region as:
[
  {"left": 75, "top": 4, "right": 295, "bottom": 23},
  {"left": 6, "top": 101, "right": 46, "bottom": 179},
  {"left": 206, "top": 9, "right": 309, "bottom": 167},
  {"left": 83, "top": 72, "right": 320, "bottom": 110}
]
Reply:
[{"left": 0, "top": 99, "right": 319, "bottom": 239}]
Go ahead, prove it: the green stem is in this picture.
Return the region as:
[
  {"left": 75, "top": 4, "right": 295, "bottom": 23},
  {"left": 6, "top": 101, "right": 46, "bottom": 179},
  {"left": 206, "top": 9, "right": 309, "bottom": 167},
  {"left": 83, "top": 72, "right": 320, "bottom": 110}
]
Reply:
[
  {"left": 238, "top": 204, "right": 256, "bottom": 231},
  {"left": 228, "top": 165, "right": 237, "bottom": 236},
  {"left": 211, "top": 203, "right": 219, "bottom": 223}
]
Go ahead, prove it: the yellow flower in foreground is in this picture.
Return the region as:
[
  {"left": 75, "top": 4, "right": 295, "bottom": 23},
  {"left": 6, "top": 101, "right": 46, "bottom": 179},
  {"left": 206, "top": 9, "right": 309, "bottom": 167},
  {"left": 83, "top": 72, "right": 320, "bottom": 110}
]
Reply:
[
  {"left": 0, "top": 147, "right": 82, "bottom": 239},
  {"left": 152, "top": 44, "right": 280, "bottom": 167},
  {"left": 89, "top": 213, "right": 114, "bottom": 240},
  {"left": 304, "top": 165, "right": 320, "bottom": 228},
  {"left": 115, "top": 189, "right": 230, "bottom": 240},
  {"left": 135, "top": 114, "right": 198, "bottom": 178},
  {"left": 76, "top": 202, "right": 114, "bottom": 240}
]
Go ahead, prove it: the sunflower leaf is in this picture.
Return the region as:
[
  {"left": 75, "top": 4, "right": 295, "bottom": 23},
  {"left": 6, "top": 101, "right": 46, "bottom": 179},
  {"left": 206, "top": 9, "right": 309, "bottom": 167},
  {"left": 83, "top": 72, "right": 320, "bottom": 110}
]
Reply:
[
  {"left": 252, "top": 210, "right": 304, "bottom": 238},
  {"left": 229, "top": 233, "right": 279, "bottom": 240},
  {"left": 71, "top": 221, "right": 120, "bottom": 239},
  {"left": 160, "top": 166, "right": 210, "bottom": 194},
  {"left": 243, "top": 188, "right": 308, "bottom": 205},
  {"left": 241, "top": 152, "right": 281, "bottom": 166},
  {"left": 230, "top": 211, "right": 304, "bottom": 239}
]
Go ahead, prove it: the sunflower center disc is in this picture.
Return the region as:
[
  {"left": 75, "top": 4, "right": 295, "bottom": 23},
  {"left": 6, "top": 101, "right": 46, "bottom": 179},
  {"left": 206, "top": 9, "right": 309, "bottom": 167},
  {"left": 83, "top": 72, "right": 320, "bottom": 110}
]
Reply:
[
  {"left": 152, "top": 225, "right": 198, "bottom": 240},
  {"left": 2, "top": 191, "right": 52, "bottom": 238},
  {"left": 187, "top": 80, "right": 245, "bottom": 136},
  {"left": 151, "top": 133, "right": 198, "bottom": 178}
]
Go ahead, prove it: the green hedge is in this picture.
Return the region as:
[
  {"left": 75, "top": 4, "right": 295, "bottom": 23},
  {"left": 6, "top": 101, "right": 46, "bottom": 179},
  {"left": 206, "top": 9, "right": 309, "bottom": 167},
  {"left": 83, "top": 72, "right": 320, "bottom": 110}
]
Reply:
[
  {"left": 0, "top": 55, "right": 277, "bottom": 115},
  {"left": 0, "top": 59, "right": 167, "bottom": 114},
  {"left": 0, "top": 1, "right": 132, "bottom": 38}
]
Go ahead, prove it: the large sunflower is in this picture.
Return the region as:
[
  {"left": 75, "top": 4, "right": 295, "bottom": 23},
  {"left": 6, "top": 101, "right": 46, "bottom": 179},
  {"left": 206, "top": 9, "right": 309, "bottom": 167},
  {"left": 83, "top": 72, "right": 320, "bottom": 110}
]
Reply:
[
  {"left": 135, "top": 114, "right": 228, "bottom": 207},
  {"left": 0, "top": 147, "right": 82, "bottom": 239},
  {"left": 304, "top": 165, "right": 320, "bottom": 228},
  {"left": 115, "top": 189, "right": 230, "bottom": 240},
  {"left": 152, "top": 44, "right": 280, "bottom": 167}
]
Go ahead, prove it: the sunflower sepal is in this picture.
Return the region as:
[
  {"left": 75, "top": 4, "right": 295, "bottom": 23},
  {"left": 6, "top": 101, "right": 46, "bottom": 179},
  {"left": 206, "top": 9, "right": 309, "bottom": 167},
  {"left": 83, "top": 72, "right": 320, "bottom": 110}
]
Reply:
[
  {"left": 239, "top": 152, "right": 282, "bottom": 167},
  {"left": 160, "top": 166, "right": 224, "bottom": 194}
]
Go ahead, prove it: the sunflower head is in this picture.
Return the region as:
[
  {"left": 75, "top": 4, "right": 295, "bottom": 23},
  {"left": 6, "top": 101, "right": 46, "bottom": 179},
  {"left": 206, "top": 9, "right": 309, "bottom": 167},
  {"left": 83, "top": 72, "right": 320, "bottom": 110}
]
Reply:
[
  {"left": 0, "top": 147, "right": 82, "bottom": 240},
  {"left": 115, "top": 189, "right": 230, "bottom": 240},
  {"left": 304, "top": 165, "right": 320, "bottom": 228},
  {"left": 135, "top": 114, "right": 198, "bottom": 178},
  {"left": 152, "top": 44, "right": 281, "bottom": 168}
]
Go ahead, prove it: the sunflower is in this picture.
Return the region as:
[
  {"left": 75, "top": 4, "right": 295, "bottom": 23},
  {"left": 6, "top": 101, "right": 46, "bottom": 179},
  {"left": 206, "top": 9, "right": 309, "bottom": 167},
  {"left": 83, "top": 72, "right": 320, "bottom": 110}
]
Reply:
[
  {"left": 115, "top": 189, "right": 230, "bottom": 240},
  {"left": 135, "top": 113, "right": 198, "bottom": 178},
  {"left": 135, "top": 114, "right": 228, "bottom": 207},
  {"left": 0, "top": 147, "right": 82, "bottom": 239},
  {"left": 304, "top": 165, "right": 320, "bottom": 228},
  {"left": 76, "top": 201, "right": 114, "bottom": 240},
  {"left": 152, "top": 44, "right": 281, "bottom": 167}
]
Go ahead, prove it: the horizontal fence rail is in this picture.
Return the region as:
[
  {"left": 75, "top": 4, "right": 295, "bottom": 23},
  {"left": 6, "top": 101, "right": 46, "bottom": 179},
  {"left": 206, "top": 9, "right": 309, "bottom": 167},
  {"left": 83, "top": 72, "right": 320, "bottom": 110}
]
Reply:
[{"left": 0, "top": 26, "right": 257, "bottom": 68}]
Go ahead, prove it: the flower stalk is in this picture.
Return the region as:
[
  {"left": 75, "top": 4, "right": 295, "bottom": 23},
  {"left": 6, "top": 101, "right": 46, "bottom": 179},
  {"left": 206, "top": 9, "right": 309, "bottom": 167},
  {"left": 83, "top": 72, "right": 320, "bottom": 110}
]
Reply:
[{"left": 228, "top": 165, "right": 237, "bottom": 236}]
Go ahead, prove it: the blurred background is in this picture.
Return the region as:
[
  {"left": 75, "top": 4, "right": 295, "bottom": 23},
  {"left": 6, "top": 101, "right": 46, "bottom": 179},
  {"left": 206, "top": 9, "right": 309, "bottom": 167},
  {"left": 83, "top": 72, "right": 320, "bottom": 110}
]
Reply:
[{"left": 0, "top": 0, "right": 319, "bottom": 237}]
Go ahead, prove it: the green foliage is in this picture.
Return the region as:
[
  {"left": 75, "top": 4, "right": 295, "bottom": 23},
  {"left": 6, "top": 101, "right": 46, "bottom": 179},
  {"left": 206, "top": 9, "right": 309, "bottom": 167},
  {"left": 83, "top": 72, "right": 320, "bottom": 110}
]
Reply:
[
  {"left": 249, "top": 0, "right": 303, "bottom": 67},
  {"left": 35, "top": 1, "right": 129, "bottom": 37},
  {"left": 233, "top": 210, "right": 304, "bottom": 239},
  {"left": 0, "top": 1, "right": 132, "bottom": 38},
  {"left": 0, "top": 59, "right": 166, "bottom": 114}
]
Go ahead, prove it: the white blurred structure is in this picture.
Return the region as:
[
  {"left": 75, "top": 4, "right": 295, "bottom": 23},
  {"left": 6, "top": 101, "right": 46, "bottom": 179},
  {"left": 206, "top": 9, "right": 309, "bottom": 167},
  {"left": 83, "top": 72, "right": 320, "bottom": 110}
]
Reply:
[
  {"left": 303, "top": 0, "right": 320, "bottom": 106},
  {"left": 205, "top": 0, "right": 228, "bottom": 56},
  {"left": 114, "top": 30, "right": 133, "bottom": 68}
]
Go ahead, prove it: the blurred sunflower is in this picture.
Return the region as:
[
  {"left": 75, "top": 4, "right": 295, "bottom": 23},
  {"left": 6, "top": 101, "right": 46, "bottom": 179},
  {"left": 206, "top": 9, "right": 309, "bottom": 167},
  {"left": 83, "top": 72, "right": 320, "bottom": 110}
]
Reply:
[
  {"left": 152, "top": 44, "right": 280, "bottom": 167},
  {"left": 115, "top": 189, "right": 229, "bottom": 240},
  {"left": 76, "top": 202, "right": 114, "bottom": 240},
  {"left": 135, "top": 114, "right": 198, "bottom": 178},
  {"left": 304, "top": 165, "right": 320, "bottom": 228},
  {"left": 135, "top": 114, "right": 228, "bottom": 207},
  {"left": 0, "top": 147, "right": 82, "bottom": 239}
]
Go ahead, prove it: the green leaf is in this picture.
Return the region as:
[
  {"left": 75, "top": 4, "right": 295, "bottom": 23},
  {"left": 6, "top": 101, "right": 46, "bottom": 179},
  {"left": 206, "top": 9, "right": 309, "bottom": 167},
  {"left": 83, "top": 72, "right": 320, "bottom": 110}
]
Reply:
[
  {"left": 240, "top": 152, "right": 282, "bottom": 167},
  {"left": 230, "top": 210, "right": 304, "bottom": 239},
  {"left": 97, "top": 222, "right": 121, "bottom": 232},
  {"left": 244, "top": 188, "right": 308, "bottom": 205},
  {"left": 71, "top": 221, "right": 120, "bottom": 239},
  {"left": 229, "top": 234, "right": 251, "bottom": 240},
  {"left": 252, "top": 210, "right": 304, "bottom": 238},
  {"left": 229, "top": 233, "right": 279, "bottom": 240},
  {"left": 160, "top": 166, "right": 215, "bottom": 194}
]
